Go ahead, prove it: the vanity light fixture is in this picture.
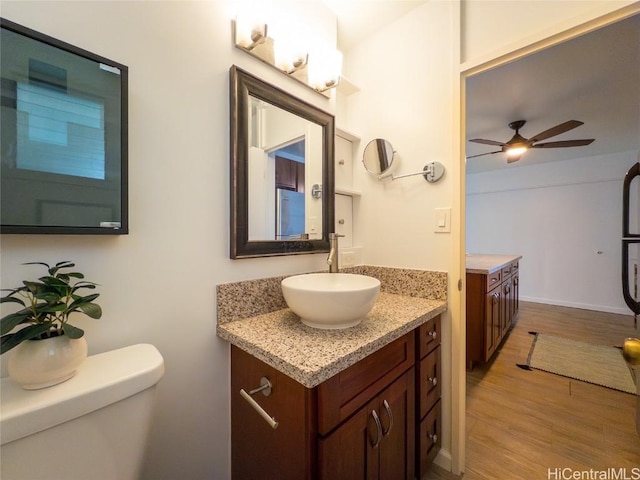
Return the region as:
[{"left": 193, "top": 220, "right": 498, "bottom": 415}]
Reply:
[
  {"left": 234, "top": 15, "right": 268, "bottom": 50},
  {"left": 232, "top": 17, "right": 342, "bottom": 96},
  {"left": 307, "top": 47, "right": 342, "bottom": 92}
]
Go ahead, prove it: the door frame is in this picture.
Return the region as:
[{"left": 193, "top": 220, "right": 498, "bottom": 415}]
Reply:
[{"left": 450, "top": 2, "right": 640, "bottom": 475}]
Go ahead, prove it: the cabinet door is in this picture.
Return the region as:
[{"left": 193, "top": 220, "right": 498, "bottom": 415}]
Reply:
[
  {"left": 502, "top": 279, "right": 513, "bottom": 332},
  {"left": 318, "top": 369, "right": 415, "bottom": 480},
  {"left": 335, "top": 135, "right": 354, "bottom": 189},
  {"left": 318, "top": 397, "right": 379, "bottom": 480},
  {"left": 484, "top": 286, "right": 501, "bottom": 360},
  {"left": 378, "top": 369, "right": 415, "bottom": 480},
  {"left": 335, "top": 194, "right": 353, "bottom": 248},
  {"left": 512, "top": 273, "right": 520, "bottom": 317}
]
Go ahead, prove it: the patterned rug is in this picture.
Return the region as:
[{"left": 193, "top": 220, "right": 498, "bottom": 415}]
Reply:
[{"left": 518, "top": 332, "right": 637, "bottom": 395}]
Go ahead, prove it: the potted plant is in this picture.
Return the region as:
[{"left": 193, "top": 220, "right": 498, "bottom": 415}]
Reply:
[{"left": 1, "top": 261, "right": 102, "bottom": 389}]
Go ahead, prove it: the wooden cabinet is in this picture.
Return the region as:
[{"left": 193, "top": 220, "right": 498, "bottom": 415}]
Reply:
[
  {"left": 230, "top": 317, "right": 442, "bottom": 479},
  {"left": 467, "top": 260, "right": 520, "bottom": 366},
  {"left": 275, "top": 156, "right": 305, "bottom": 192}
]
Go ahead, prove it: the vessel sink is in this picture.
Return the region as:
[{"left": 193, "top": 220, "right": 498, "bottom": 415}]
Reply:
[{"left": 281, "top": 273, "right": 381, "bottom": 329}]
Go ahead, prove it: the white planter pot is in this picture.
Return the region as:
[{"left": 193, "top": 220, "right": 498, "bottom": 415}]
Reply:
[{"left": 8, "top": 334, "right": 88, "bottom": 390}]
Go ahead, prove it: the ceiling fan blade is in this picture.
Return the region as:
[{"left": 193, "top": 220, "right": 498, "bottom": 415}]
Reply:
[
  {"left": 468, "top": 138, "right": 506, "bottom": 147},
  {"left": 529, "top": 120, "right": 584, "bottom": 142},
  {"left": 466, "top": 150, "right": 503, "bottom": 159},
  {"left": 532, "top": 139, "right": 595, "bottom": 148}
]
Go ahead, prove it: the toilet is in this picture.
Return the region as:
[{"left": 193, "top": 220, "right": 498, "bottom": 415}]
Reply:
[{"left": 0, "top": 343, "right": 165, "bottom": 480}]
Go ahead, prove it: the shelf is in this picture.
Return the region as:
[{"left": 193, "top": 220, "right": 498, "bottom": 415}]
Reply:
[
  {"left": 335, "top": 186, "right": 361, "bottom": 197},
  {"left": 336, "top": 127, "right": 361, "bottom": 143}
]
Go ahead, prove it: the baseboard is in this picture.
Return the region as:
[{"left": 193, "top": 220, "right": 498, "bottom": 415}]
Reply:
[
  {"left": 521, "top": 296, "right": 631, "bottom": 315},
  {"left": 433, "top": 448, "right": 452, "bottom": 471}
]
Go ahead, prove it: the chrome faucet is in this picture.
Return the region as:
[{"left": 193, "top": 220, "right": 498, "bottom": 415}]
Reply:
[{"left": 327, "top": 233, "right": 345, "bottom": 273}]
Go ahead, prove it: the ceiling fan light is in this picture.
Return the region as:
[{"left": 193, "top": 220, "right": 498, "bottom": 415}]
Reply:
[{"left": 506, "top": 146, "right": 528, "bottom": 157}]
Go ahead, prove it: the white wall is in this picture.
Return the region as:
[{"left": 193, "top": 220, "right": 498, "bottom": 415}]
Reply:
[
  {"left": 343, "top": 0, "right": 457, "bottom": 467},
  {"left": 466, "top": 151, "right": 638, "bottom": 314},
  {"left": 461, "top": 0, "right": 637, "bottom": 65},
  {"left": 0, "top": 2, "right": 336, "bottom": 479}
]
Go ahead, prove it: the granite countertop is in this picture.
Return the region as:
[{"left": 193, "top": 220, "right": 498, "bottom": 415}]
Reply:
[
  {"left": 466, "top": 254, "right": 522, "bottom": 274},
  {"left": 217, "top": 292, "right": 446, "bottom": 388}
]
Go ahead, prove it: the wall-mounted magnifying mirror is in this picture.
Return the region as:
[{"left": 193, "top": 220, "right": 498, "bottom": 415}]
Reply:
[
  {"left": 363, "top": 138, "right": 395, "bottom": 176},
  {"left": 230, "top": 66, "right": 335, "bottom": 259},
  {"left": 362, "top": 137, "right": 446, "bottom": 183}
]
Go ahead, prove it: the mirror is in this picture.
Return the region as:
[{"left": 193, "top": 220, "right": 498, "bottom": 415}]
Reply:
[
  {"left": 230, "top": 65, "right": 335, "bottom": 258},
  {"left": 363, "top": 138, "right": 395, "bottom": 175}
]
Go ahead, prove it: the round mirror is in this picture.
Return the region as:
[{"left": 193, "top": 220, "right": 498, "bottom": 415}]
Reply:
[{"left": 363, "top": 138, "right": 395, "bottom": 175}]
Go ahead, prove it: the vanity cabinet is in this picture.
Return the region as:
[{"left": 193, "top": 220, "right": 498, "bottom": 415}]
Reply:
[
  {"left": 230, "top": 316, "right": 442, "bottom": 480},
  {"left": 416, "top": 316, "right": 442, "bottom": 477},
  {"left": 466, "top": 259, "right": 520, "bottom": 367}
]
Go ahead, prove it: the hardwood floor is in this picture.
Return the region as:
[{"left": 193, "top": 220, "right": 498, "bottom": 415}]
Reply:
[{"left": 425, "top": 301, "right": 640, "bottom": 480}]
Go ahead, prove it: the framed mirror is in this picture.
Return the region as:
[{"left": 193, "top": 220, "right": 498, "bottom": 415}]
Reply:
[{"left": 230, "top": 66, "right": 335, "bottom": 258}]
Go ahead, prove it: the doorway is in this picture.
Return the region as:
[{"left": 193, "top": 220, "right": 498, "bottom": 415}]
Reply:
[{"left": 458, "top": 7, "right": 640, "bottom": 478}]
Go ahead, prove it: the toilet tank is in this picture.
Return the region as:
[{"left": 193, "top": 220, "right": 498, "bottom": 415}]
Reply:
[{"left": 0, "top": 344, "right": 165, "bottom": 480}]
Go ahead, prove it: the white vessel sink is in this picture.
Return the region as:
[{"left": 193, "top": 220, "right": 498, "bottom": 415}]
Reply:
[{"left": 281, "top": 273, "right": 381, "bottom": 329}]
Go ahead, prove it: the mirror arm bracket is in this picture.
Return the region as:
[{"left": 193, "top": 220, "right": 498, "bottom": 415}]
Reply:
[{"left": 378, "top": 161, "right": 445, "bottom": 183}]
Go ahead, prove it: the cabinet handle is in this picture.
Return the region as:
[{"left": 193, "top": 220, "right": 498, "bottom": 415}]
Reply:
[
  {"left": 339, "top": 159, "right": 345, "bottom": 165},
  {"left": 239, "top": 377, "right": 279, "bottom": 430},
  {"left": 428, "top": 432, "right": 438, "bottom": 445},
  {"left": 369, "top": 410, "right": 383, "bottom": 448},
  {"left": 381, "top": 400, "right": 394, "bottom": 437},
  {"left": 338, "top": 219, "right": 345, "bottom": 225},
  {"left": 427, "top": 330, "right": 437, "bottom": 341},
  {"left": 428, "top": 376, "right": 438, "bottom": 387}
]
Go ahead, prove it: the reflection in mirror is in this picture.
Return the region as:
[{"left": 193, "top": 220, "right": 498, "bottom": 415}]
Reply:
[
  {"left": 363, "top": 138, "right": 395, "bottom": 175},
  {"left": 230, "top": 65, "right": 335, "bottom": 259}
]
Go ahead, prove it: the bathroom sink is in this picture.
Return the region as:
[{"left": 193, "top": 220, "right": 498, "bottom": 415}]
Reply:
[{"left": 281, "top": 273, "right": 381, "bottom": 329}]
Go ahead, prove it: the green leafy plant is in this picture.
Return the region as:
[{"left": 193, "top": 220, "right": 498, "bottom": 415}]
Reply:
[{"left": 1, "top": 261, "right": 102, "bottom": 354}]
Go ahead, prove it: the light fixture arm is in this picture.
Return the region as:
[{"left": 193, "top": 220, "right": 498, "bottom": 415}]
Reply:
[{"left": 378, "top": 161, "right": 445, "bottom": 183}]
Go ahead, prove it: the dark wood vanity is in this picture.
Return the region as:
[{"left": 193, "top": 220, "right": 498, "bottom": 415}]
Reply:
[{"left": 230, "top": 315, "right": 441, "bottom": 480}]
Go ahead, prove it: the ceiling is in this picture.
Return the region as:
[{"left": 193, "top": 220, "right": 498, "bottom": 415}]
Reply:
[
  {"left": 465, "top": 14, "right": 640, "bottom": 174},
  {"left": 325, "top": 3, "right": 639, "bottom": 175}
]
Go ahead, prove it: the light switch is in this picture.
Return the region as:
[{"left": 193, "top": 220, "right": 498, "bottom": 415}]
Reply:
[{"left": 434, "top": 207, "right": 451, "bottom": 233}]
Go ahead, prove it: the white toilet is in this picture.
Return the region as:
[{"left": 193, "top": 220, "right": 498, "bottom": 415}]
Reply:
[{"left": 0, "top": 343, "right": 165, "bottom": 480}]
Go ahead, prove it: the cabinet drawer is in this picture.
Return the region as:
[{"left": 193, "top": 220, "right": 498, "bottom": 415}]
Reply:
[
  {"left": 486, "top": 270, "right": 501, "bottom": 290},
  {"left": 317, "top": 332, "right": 415, "bottom": 435},
  {"left": 501, "top": 264, "right": 512, "bottom": 278},
  {"left": 417, "top": 315, "right": 441, "bottom": 358},
  {"left": 418, "top": 400, "right": 441, "bottom": 476},
  {"left": 418, "top": 346, "right": 441, "bottom": 420}
]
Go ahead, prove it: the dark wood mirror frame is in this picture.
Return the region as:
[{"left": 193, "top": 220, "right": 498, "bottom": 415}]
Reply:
[{"left": 230, "top": 65, "right": 335, "bottom": 259}]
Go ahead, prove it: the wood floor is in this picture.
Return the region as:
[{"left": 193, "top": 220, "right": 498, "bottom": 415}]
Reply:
[{"left": 425, "top": 301, "right": 640, "bottom": 480}]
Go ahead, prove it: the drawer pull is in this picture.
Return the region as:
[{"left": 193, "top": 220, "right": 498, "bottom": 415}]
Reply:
[
  {"left": 339, "top": 159, "right": 345, "bottom": 165},
  {"left": 369, "top": 410, "right": 383, "bottom": 448},
  {"left": 239, "top": 377, "right": 279, "bottom": 430},
  {"left": 428, "top": 376, "right": 438, "bottom": 387},
  {"left": 491, "top": 277, "right": 498, "bottom": 283},
  {"left": 427, "top": 330, "right": 437, "bottom": 341},
  {"left": 381, "top": 400, "right": 394, "bottom": 437},
  {"left": 428, "top": 432, "right": 438, "bottom": 445}
]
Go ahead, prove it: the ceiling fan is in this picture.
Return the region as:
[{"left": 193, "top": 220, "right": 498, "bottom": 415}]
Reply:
[{"left": 467, "top": 119, "right": 595, "bottom": 163}]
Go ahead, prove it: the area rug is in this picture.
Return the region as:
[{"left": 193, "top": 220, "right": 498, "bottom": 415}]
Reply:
[{"left": 518, "top": 332, "right": 637, "bottom": 395}]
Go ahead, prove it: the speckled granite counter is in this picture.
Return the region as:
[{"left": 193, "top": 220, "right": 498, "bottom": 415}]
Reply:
[
  {"left": 465, "top": 254, "right": 522, "bottom": 274},
  {"left": 216, "top": 266, "right": 447, "bottom": 388}
]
